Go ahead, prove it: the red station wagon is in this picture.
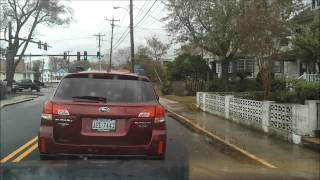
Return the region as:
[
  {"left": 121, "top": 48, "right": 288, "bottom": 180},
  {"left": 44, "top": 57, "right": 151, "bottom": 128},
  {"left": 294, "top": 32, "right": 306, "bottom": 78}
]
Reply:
[{"left": 38, "top": 72, "right": 166, "bottom": 159}]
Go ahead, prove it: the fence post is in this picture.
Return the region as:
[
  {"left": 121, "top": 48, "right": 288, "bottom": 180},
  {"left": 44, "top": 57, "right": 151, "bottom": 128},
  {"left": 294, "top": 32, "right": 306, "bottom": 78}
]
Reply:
[
  {"left": 304, "top": 100, "right": 320, "bottom": 136},
  {"left": 202, "top": 93, "right": 207, "bottom": 112},
  {"left": 262, "top": 101, "right": 274, "bottom": 133},
  {"left": 196, "top": 92, "right": 201, "bottom": 108},
  {"left": 224, "top": 95, "right": 234, "bottom": 119}
]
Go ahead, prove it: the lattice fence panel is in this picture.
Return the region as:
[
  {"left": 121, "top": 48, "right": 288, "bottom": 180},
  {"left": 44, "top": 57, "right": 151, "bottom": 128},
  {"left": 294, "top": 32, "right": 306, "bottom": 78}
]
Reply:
[
  {"left": 269, "top": 104, "right": 293, "bottom": 132},
  {"left": 229, "top": 98, "right": 263, "bottom": 124},
  {"left": 205, "top": 94, "right": 225, "bottom": 114}
]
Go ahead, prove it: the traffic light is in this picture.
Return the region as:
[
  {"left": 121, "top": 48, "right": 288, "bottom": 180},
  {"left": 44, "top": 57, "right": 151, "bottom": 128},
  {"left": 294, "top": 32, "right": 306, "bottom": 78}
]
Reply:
[
  {"left": 77, "top": 52, "right": 80, "bottom": 61},
  {"left": 84, "top": 51, "right": 87, "bottom": 60},
  {"left": 63, "top": 52, "right": 67, "bottom": 60},
  {"left": 43, "top": 43, "right": 47, "bottom": 50},
  {"left": 97, "top": 51, "right": 100, "bottom": 58},
  {"left": 38, "top": 41, "right": 41, "bottom": 49}
]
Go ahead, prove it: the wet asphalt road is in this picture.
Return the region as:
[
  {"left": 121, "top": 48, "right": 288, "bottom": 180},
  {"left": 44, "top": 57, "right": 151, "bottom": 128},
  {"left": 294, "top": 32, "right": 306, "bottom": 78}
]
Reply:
[{"left": 0, "top": 88, "right": 316, "bottom": 179}]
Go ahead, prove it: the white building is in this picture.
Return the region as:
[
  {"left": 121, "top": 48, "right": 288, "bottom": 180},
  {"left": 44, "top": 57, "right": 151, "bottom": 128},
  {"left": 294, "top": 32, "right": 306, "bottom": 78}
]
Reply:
[
  {"left": 0, "top": 59, "right": 34, "bottom": 81},
  {"left": 41, "top": 68, "right": 68, "bottom": 83}
]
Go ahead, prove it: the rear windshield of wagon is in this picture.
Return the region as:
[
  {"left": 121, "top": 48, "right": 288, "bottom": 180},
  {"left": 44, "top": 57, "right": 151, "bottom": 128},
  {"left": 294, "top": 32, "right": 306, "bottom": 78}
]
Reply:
[{"left": 54, "top": 77, "right": 157, "bottom": 103}]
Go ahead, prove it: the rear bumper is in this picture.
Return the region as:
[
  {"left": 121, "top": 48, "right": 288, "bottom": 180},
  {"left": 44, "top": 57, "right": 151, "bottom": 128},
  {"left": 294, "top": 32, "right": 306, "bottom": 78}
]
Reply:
[{"left": 38, "top": 126, "right": 166, "bottom": 157}]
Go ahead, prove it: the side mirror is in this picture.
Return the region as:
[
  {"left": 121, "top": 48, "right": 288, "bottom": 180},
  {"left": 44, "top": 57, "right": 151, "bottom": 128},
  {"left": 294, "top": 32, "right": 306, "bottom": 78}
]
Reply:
[{"left": 156, "top": 95, "right": 159, "bottom": 101}]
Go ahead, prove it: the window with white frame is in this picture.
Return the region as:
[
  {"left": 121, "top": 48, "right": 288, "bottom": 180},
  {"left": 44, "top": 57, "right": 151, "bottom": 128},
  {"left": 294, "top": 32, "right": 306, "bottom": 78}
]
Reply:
[
  {"left": 216, "top": 63, "right": 221, "bottom": 73},
  {"left": 237, "top": 59, "right": 254, "bottom": 73},
  {"left": 272, "top": 61, "right": 284, "bottom": 73},
  {"left": 216, "top": 62, "right": 233, "bottom": 73}
]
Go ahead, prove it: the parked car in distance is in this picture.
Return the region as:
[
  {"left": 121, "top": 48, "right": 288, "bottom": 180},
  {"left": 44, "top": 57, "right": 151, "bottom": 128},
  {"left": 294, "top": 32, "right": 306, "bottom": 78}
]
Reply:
[
  {"left": 16, "top": 79, "right": 40, "bottom": 92},
  {"left": 34, "top": 80, "right": 45, "bottom": 87},
  {"left": 38, "top": 72, "right": 166, "bottom": 160}
]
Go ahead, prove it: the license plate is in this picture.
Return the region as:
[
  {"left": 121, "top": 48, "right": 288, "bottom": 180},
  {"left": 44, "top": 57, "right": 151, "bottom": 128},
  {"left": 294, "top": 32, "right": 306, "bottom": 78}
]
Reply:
[{"left": 92, "top": 119, "right": 116, "bottom": 131}]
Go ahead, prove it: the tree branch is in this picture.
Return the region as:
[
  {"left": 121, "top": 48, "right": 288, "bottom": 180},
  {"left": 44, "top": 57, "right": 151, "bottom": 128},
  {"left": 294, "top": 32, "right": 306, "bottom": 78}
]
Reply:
[{"left": 15, "top": 7, "right": 41, "bottom": 67}]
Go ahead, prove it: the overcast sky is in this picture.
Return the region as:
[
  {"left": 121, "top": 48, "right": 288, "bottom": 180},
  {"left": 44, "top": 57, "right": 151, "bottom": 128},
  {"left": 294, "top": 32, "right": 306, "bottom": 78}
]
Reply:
[{"left": 1, "top": 0, "right": 175, "bottom": 65}]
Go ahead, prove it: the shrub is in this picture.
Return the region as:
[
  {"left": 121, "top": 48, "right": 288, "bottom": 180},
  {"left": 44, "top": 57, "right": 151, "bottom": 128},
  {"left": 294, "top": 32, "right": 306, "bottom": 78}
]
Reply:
[
  {"left": 161, "top": 80, "right": 173, "bottom": 95},
  {"left": 295, "top": 81, "right": 320, "bottom": 103},
  {"left": 242, "top": 91, "right": 264, "bottom": 101},
  {"left": 271, "top": 79, "right": 286, "bottom": 92}
]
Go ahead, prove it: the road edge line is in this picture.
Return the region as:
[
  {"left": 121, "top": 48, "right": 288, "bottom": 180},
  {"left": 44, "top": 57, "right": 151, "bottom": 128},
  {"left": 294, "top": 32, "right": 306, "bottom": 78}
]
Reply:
[
  {"left": 166, "top": 108, "right": 277, "bottom": 169},
  {"left": 0, "top": 136, "right": 38, "bottom": 163}
]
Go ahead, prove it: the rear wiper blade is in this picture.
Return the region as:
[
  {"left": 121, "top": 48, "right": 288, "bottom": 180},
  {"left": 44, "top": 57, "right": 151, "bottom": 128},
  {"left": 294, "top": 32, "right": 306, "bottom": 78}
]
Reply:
[{"left": 72, "top": 96, "right": 107, "bottom": 102}]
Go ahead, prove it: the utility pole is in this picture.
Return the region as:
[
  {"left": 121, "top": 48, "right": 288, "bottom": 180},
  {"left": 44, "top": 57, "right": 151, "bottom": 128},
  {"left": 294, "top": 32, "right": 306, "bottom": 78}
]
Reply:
[
  {"left": 42, "top": 59, "right": 44, "bottom": 82},
  {"left": 130, "top": 0, "right": 135, "bottom": 73},
  {"left": 106, "top": 18, "right": 120, "bottom": 72},
  {"left": 94, "top": 33, "right": 105, "bottom": 71},
  {"left": 66, "top": 50, "right": 71, "bottom": 72}
]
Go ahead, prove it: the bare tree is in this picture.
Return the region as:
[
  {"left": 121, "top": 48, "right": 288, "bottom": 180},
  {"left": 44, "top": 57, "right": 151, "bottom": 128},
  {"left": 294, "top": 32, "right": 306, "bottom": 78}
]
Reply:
[
  {"left": 2, "top": 0, "right": 72, "bottom": 87},
  {"left": 32, "top": 59, "right": 42, "bottom": 81},
  {"left": 164, "top": 0, "right": 244, "bottom": 86},
  {"left": 48, "top": 56, "right": 68, "bottom": 73},
  {"left": 113, "top": 47, "right": 131, "bottom": 66},
  {"left": 239, "top": 0, "right": 303, "bottom": 99},
  {"left": 146, "top": 35, "right": 170, "bottom": 62},
  {"left": 69, "top": 60, "right": 90, "bottom": 73}
]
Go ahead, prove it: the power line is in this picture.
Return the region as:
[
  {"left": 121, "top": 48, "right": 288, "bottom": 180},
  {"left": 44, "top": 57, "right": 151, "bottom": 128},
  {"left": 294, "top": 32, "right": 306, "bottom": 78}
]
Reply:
[
  {"left": 112, "top": 0, "right": 159, "bottom": 50},
  {"left": 134, "top": 0, "right": 159, "bottom": 28},
  {"left": 137, "top": 1, "right": 162, "bottom": 26}
]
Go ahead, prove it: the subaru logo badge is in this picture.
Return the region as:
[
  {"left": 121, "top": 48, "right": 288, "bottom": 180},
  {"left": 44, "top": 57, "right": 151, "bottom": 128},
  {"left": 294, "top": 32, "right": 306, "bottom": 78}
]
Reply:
[{"left": 99, "top": 107, "right": 110, "bottom": 112}]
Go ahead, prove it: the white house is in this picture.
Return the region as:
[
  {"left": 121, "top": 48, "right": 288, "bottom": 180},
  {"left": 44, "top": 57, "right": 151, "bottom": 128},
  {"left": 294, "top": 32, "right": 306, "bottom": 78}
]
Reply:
[
  {"left": 41, "top": 68, "right": 52, "bottom": 83},
  {"left": 0, "top": 59, "right": 34, "bottom": 81},
  {"left": 41, "top": 68, "right": 68, "bottom": 83},
  {"left": 210, "top": 0, "right": 320, "bottom": 82}
]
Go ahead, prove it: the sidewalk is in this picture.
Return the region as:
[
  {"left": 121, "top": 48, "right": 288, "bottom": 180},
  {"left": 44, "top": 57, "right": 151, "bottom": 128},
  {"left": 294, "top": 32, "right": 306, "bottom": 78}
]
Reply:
[
  {"left": 0, "top": 95, "right": 38, "bottom": 108},
  {"left": 160, "top": 97, "right": 320, "bottom": 176}
]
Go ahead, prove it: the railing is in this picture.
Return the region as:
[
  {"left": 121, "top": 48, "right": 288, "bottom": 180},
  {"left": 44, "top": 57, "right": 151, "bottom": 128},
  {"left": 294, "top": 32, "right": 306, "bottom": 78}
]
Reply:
[
  {"left": 297, "top": 74, "right": 320, "bottom": 82},
  {"left": 197, "top": 92, "right": 320, "bottom": 144}
]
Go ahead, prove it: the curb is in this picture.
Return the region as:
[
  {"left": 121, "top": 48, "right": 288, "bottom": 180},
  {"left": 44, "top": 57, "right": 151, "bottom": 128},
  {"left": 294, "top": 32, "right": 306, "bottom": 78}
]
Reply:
[
  {"left": 0, "top": 97, "right": 35, "bottom": 108},
  {"left": 165, "top": 107, "right": 277, "bottom": 169}
]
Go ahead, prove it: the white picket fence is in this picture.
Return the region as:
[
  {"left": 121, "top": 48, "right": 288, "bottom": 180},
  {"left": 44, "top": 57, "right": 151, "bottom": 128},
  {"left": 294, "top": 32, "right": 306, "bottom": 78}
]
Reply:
[{"left": 197, "top": 92, "right": 320, "bottom": 144}]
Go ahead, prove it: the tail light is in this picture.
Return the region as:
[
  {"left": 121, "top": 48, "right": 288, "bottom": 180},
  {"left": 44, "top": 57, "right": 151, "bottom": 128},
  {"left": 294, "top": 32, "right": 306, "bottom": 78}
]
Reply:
[
  {"left": 41, "top": 101, "right": 53, "bottom": 126},
  {"left": 157, "top": 140, "right": 165, "bottom": 155},
  {"left": 138, "top": 105, "right": 165, "bottom": 131},
  {"left": 154, "top": 105, "right": 165, "bottom": 124},
  {"left": 41, "top": 100, "right": 70, "bottom": 126},
  {"left": 138, "top": 105, "right": 165, "bottom": 124}
]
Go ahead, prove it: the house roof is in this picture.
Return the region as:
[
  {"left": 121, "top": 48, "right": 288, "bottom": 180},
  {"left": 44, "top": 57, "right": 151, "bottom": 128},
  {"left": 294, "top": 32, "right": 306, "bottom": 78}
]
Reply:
[
  {"left": 56, "top": 68, "right": 67, "bottom": 74},
  {"left": 0, "top": 59, "right": 34, "bottom": 73}
]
